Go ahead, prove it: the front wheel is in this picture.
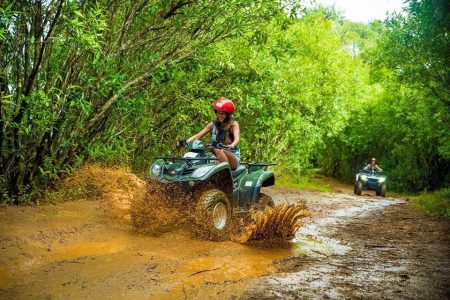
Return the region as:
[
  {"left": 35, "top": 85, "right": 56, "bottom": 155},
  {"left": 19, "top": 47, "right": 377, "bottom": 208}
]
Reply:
[
  {"left": 195, "top": 189, "right": 232, "bottom": 241},
  {"left": 355, "top": 181, "right": 363, "bottom": 196},
  {"left": 380, "top": 183, "right": 386, "bottom": 197}
]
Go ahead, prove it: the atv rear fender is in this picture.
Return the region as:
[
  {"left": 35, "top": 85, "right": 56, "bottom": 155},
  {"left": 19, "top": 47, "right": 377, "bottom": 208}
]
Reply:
[{"left": 237, "top": 170, "right": 275, "bottom": 206}]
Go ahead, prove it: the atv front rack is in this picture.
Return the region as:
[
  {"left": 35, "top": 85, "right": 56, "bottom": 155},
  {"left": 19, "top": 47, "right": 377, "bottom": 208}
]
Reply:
[{"left": 152, "top": 157, "right": 218, "bottom": 181}]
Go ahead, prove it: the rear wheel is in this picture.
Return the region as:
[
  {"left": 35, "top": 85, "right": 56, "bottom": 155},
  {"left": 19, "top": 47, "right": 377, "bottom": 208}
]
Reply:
[
  {"left": 355, "top": 181, "right": 363, "bottom": 196},
  {"left": 254, "top": 193, "right": 275, "bottom": 211},
  {"left": 380, "top": 183, "right": 386, "bottom": 197},
  {"left": 195, "top": 189, "right": 232, "bottom": 241}
]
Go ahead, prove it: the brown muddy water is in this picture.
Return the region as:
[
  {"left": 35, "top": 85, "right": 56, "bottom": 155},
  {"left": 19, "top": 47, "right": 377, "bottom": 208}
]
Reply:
[
  {"left": 0, "top": 199, "right": 295, "bottom": 299},
  {"left": 1, "top": 166, "right": 449, "bottom": 299}
]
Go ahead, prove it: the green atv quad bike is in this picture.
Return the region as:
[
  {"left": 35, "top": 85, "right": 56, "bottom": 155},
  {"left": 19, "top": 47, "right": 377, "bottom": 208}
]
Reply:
[
  {"left": 354, "top": 169, "right": 387, "bottom": 197},
  {"left": 133, "top": 140, "right": 276, "bottom": 241}
]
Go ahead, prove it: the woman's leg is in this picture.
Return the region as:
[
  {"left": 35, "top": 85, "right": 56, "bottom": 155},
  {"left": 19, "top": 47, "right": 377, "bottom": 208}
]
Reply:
[
  {"left": 213, "top": 148, "right": 228, "bottom": 163},
  {"left": 223, "top": 150, "right": 238, "bottom": 169},
  {"left": 213, "top": 149, "right": 238, "bottom": 170}
]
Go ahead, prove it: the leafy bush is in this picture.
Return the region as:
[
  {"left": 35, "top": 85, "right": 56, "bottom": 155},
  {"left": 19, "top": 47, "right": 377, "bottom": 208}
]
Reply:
[{"left": 411, "top": 188, "right": 450, "bottom": 219}]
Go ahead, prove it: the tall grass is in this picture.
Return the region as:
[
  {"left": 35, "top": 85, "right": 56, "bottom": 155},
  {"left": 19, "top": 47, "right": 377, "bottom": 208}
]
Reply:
[{"left": 411, "top": 188, "right": 450, "bottom": 219}]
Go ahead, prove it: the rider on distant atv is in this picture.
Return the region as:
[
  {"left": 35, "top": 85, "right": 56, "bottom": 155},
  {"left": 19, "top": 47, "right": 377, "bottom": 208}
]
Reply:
[
  {"left": 364, "top": 157, "right": 383, "bottom": 172},
  {"left": 185, "top": 98, "right": 240, "bottom": 170}
]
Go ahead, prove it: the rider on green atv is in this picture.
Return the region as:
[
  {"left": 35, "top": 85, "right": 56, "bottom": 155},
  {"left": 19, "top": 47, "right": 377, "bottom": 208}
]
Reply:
[
  {"left": 184, "top": 98, "right": 240, "bottom": 170},
  {"left": 364, "top": 157, "right": 383, "bottom": 172}
]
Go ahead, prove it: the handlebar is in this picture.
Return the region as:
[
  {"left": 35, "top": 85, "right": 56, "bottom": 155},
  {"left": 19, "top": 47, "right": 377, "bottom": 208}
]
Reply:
[
  {"left": 208, "top": 141, "right": 230, "bottom": 150},
  {"left": 177, "top": 140, "right": 231, "bottom": 151},
  {"left": 156, "top": 157, "right": 217, "bottom": 161},
  {"left": 177, "top": 139, "right": 188, "bottom": 149},
  {"left": 360, "top": 169, "right": 383, "bottom": 175}
]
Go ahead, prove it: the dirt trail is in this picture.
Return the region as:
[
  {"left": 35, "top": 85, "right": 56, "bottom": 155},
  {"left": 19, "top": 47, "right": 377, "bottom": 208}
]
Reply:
[
  {"left": 0, "top": 167, "right": 449, "bottom": 299},
  {"left": 244, "top": 188, "right": 450, "bottom": 299}
]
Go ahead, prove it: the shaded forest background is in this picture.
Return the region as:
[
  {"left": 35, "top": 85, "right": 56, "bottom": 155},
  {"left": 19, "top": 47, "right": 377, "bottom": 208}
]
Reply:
[{"left": 0, "top": 0, "right": 449, "bottom": 203}]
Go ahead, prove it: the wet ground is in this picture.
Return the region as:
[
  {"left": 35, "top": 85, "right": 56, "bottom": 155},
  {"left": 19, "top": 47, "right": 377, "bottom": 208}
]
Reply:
[
  {"left": 245, "top": 188, "right": 450, "bottom": 299},
  {"left": 0, "top": 167, "right": 449, "bottom": 299}
]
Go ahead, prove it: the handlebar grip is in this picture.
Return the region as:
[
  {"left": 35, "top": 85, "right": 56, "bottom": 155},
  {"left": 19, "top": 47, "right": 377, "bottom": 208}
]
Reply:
[{"left": 177, "top": 139, "right": 188, "bottom": 148}]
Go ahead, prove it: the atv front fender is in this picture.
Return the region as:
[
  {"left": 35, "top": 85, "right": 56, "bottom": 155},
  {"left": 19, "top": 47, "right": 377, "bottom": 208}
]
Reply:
[{"left": 187, "top": 163, "right": 234, "bottom": 202}]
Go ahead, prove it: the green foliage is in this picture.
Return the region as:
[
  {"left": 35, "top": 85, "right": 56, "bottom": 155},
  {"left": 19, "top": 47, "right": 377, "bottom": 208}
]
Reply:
[
  {"left": 106, "top": 10, "right": 370, "bottom": 180},
  {"left": 375, "top": 0, "right": 450, "bottom": 108},
  {"left": 1, "top": 0, "right": 448, "bottom": 203},
  {"left": 276, "top": 169, "right": 333, "bottom": 192},
  {"left": 411, "top": 188, "right": 450, "bottom": 219},
  {"left": 321, "top": 83, "right": 450, "bottom": 191},
  {"left": 320, "top": 0, "right": 450, "bottom": 192},
  {"left": 0, "top": 0, "right": 290, "bottom": 202}
]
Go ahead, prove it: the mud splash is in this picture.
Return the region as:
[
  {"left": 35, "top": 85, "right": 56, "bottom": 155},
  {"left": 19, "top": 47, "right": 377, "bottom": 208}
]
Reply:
[
  {"left": 47, "top": 164, "right": 147, "bottom": 221},
  {"left": 131, "top": 180, "right": 311, "bottom": 243},
  {"left": 130, "top": 181, "right": 189, "bottom": 235},
  {"left": 237, "top": 203, "right": 311, "bottom": 243},
  {"left": 54, "top": 166, "right": 312, "bottom": 244}
]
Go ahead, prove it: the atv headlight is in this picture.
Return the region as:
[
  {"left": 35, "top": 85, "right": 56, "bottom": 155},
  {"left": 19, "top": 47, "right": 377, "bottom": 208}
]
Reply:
[
  {"left": 191, "top": 166, "right": 214, "bottom": 178},
  {"left": 378, "top": 177, "right": 386, "bottom": 183},
  {"left": 151, "top": 164, "right": 161, "bottom": 176},
  {"left": 360, "top": 175, "right": 368, "bottom": 181}
]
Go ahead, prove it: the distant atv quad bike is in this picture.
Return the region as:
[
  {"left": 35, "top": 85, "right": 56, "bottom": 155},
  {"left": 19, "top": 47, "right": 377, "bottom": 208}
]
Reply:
[
  {"left": 135, "top": 140, "right": 276, "bottom": 241},
  {"left": 354, "top": 169, "right": 387, "bottom": 197}
]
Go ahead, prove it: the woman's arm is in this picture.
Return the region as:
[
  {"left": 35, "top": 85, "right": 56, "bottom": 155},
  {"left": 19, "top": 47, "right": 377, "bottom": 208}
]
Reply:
[
  {"left": 186, "top": 122, "right": 213, "bottom": 142},
  {"left": 229, "top": 121, "right": 240, "bottom": 148}
]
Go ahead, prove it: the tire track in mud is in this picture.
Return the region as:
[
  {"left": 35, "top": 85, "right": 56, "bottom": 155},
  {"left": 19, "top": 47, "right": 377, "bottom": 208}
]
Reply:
[{"left": 242, "top": 189, "right": 450, "bottom": 300}]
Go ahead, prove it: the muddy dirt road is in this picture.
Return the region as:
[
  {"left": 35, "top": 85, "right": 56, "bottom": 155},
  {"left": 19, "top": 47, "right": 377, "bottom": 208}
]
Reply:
[{"left": 0, "top": 169, "right": 449, "bottom": 299}]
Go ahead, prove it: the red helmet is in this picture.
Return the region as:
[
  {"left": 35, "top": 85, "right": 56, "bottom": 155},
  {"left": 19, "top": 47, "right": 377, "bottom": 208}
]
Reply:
[{"left": 213, "top": 98, "right": 235, "bottom": 113}]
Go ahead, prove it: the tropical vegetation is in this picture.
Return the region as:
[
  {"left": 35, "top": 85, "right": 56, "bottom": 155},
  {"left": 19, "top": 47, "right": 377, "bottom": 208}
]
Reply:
[{"left": 1, "top": 0, "right": 448, "bottom": 207}]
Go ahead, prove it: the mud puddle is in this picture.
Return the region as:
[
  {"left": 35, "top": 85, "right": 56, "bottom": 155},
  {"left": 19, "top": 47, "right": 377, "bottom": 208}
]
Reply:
[
  {"left": 0, "top": 192, "right": 398, "bottom": 299},
  {"left": 0, "top": 198, "right": 295, "bottom": 299},
  {"left": 0, "top": 166, "right": 304, "bottom": 299}
]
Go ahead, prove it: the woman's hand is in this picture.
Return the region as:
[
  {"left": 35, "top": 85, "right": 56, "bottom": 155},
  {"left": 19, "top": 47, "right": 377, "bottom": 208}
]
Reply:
[{"left": 177, "top": 139, "right": 187, "bottom": 148}]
